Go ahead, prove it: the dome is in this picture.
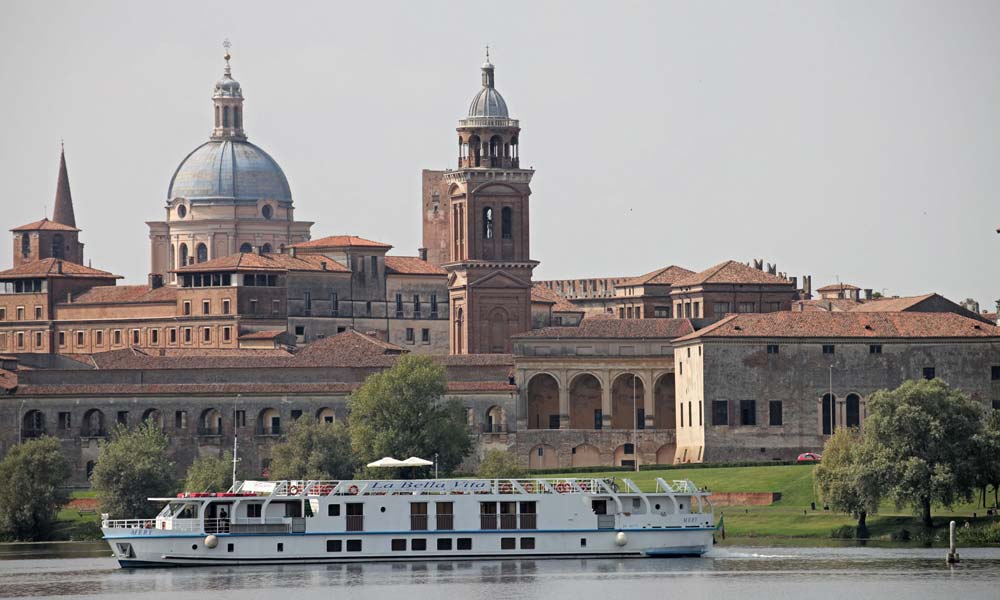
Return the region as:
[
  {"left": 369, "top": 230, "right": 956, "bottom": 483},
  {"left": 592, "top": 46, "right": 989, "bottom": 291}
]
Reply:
[
  {"left": 468, "top": 87, "right": 509, "bottom": 118},
  {"left": 167, "top": 140, "right": 291, "bottom": 203}
]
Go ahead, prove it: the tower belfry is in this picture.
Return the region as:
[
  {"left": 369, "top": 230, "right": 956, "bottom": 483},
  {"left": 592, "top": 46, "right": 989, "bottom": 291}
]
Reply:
[{"left": 431, "top": 53, "right": 537, "bottom": 354}]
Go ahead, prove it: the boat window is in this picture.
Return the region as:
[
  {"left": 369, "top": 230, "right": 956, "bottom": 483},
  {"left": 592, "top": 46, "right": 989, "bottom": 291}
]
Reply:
[
  {"left": 326, "top": 540, "right": 342, "bottom": 552},
  {"left": 391, "top": 539, "right": 406, "bottom": 551},
  {"left": 501, "top": 537, "right": 516, "bottom": 550},
  {"left": 591, "top": 500, "right": 607, "bottom": 515},
  {"left": 632, "top": 498, "right": 641, "bottom": 509},
  {"left": 437, "top": 538, "right": 452, "bottom": 551},
  {"left": 227, "top": 543, "right": 234, "bottom": 553},
  {"left": 277, "top": 543, "right": 284, "bottom": 552},
  {"left": 247, "top": 503, "right": 262, "bottom": 518},
  {"left": 580, "top": 538, "right": 587, "bottom": 547},
  {"left": 520, "top": 537, "right": 535, "bottom": 550},
  {"left": 412, "top": 539, "right": 427, "bottom": 551},
  {"left": 346, "top": 539, "right": 362, "bottom": 552},
  {"left": 176, "top": 504, "right": 198, "bottom": 519},
  {"left": 457, "top": 538, "right": 472, "bottom": 550},
  {"left": 328, "top": 504, "right": 341, "bottom": 517},
  {"left": 284, "top": 502, "right": 302, "bottom": 518}
]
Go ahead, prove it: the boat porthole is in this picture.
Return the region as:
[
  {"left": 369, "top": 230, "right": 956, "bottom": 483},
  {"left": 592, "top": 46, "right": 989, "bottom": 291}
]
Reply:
[
  {"left": 191, "top": 544, "right": 198, "bottom": 550},
  {"left": 380, "top": 506, "right": 386, "bottom": 513},
  {"left": 655, "top": 504, "right": 661, "bottom": 510}
]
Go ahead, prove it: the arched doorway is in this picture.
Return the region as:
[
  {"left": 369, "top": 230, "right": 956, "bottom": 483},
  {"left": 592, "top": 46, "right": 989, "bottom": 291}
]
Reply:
[
  {"left": 569, "top": 373, "right": 602, "bottom": 429},
  {"left": 199, "top": 408, "right": 222, "bottom": 435},
  {"left": 613, "top": 443, "right": 640, "bottom": 468},
  {"left": 316, "top": 407, "right": 335, "bottom": 424},
  {"left": 846, "top": 393, "right": 861, "bottom": 428},
  {"left": 656, "top": 444, "right": 677, "bottom": 465},
  {"left": 528, "top": 444, "right": 558, "bottom": 469},
  {"left": 571, "top": 443, "right": 601, "bottom": 467},
  {"left": 487, "top": 307, "right": 509, "bottom": 353},
  {"left": 654, "top": 374, "right": 676, "bottom": 429},
  {"left": 821, "top": 393, "right": 836, "bottom": 435},
  {"left": 526, "top": 373, "right": 559, "bottom": 430},
  {"left": 611, "top": 374, "right": 644, "bottom": 430},
  {"left": 22, "top": 410, "right": 45, "bottom": 438},
  {"left": 485, "top": 405, "right": 505, "bottom": 433},
  {"left": 258, "top": 408, "right": 281, "bottom": 436}
]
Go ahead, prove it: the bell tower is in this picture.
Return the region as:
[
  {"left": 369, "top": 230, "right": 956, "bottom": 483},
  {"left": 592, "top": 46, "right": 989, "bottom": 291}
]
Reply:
[{"left": 440, "top": 51, "right": 537, "bottom": 354}]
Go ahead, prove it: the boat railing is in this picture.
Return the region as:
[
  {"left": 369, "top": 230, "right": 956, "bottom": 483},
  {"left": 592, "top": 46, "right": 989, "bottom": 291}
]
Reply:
[
  {"left": 499, "top": 514, "right": 518, "bottom": 529},
  {"left": 519, "top": 513, "right": 537, "bottom": 530},
  {"left": 230, "top": 518, "right": 290, "bottom": 534},
  {"left": 410, "top": 515, "right": 429, "bottom": 530},
  {"left": 480, "top": 514, "right": 498, "bottom": 530},
  {"left": 346, "top": 515, "right": 364, "bottom": 532},
  {"left": 102, "top": 518, "right": 155, "bottom": 529},
  {"left": 435, "top": 514, "right": 454, "bottom": 530}
]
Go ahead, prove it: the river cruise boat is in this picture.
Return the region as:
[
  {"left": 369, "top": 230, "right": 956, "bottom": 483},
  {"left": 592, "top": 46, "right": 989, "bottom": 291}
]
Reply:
[{"left": 102, "top": 477, "right": 715, "bottom": 567}]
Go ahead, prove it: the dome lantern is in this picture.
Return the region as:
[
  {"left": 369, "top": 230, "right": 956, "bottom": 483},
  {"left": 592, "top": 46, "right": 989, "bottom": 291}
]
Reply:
[{"left": 211, "top": 40, "right": 246, "bottom": 141}]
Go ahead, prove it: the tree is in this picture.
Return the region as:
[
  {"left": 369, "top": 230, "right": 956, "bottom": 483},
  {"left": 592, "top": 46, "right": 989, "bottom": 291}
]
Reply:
[
  {"left": 0, "top": 437, "right": 70, "bottom": 541},
  {"left": 477, "top": 449, "right": 525, "bottom": 480},
  {"left": 269, "top": 418, "right": 356, "bottom": 480},
  {"left": 91, "top": 422, "right": 176, "bottom": 519},
  {"left": 973, "top": 411, "right": 1000, "bottom": 509},
  {"left": 864, "top": 378, "right": 983, "bottom": 527},
  {"left": 813, "top": 428, "right": 886, "bottom": 534},
  {"left": 349, "top": 354, "right": 472, "bottom": 475},
  {"left": 184, "top": 451, "right": 246, "bottom": 493}
]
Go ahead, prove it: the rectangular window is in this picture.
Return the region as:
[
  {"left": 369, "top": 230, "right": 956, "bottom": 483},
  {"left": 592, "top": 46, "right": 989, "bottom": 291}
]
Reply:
[
  {"left": 371, "top": 256, "right": 378, "bottom": 273},
  {"left": 0, "top": 308, "right": 5, "bottom": 320},
  {"left": 184, "top": 328, "right": 192, "bottom": 343},
  {"left": 501, "top": 537, "right": 516, "bottom": 550},
  {"left": 990, "top": 366, "right": 1000, "bottom": 380},
  {"left": 923, "top": 367, "right": 935, "bottom": 380},
  {"left": 712, "top": 400, "right": 728, "bottom": 426},
  {"left": 870, "top": 344, "right": 882, "bottom": 354},
  {"left": 58, "top": 412, "right": 71, "bottom": 429},
  {"left": 95, "top": 330, "right": 103, "bottom": 346},
  {"left": 619, "top": 307, "right": 625, "bottom": 319},
  {"left": 58, "top": 331, "right": 65, "bottom": 347},
  {"left": 395, "top": 293, "right": 403, "bottom": 317},
  {"left": 131, "top": 329, "right": 140, "bottom": 344},
  {"left": 411, "top": 539, "right": 427, "bottom": 551},
  {"left": 767, "top": 344, "right": 779, "bottom": 354},
  {"left": 520, "top": 537, "right": 535, "bottom": 550},
  {"left": 276, "top": 543, "right": 283, "bottom": 553},
  {"left": 692, "top": 302, "right": 700, "bottom": 318},
  {"left": 169, "top": 328, "right": 177, "bottom": 344},
  {"left": 222, "top": 298, "right": 231, "bottom": 315},
  {"left": 346, "top": 540, "right": 362, "bottom": 552},
  {"left": 175, "top": 410, "right": 187, "bottom": 429},
  {"left": 148, "top": 329, "right": 157, "bottom": 345},
  {"left": 203, "top": 327, "right": 211, "bottom": 342},
  {"left": 713, "top": 302, "right": 730, "bottom": 315},
  {"left": 223, "top": 326, "right": 231, "bottom": 342},
  {"left": 769, "top": 401, "right": 783, "bottom": 426},
  {"left": 405, "top": 328, "right": 414, "bottom": 343},
  {"left": 654, "top": 306, "right": 671, "bottom": 318},
  {"left": 117, "top": 411, "right": 129, "bottom": 425},
  {"left": 636, "top": 407, "right": 645, "bottom": 430},
  {"left": 183, "top": 301, "right": 191, "bottom": 315},
  {"left": 235, "top": 410, "right": 246, "bottom": 427},
  {"left": 430, "top": 294, "right": 438, "bottom": 318},
  {"left": 436, "top": 501, "right": 454, "bottom": 530},
  {"left": 202, "top": 300, "right": 210, "bottom": 315},
  {"left": 699, "top": 401, "right": 703, "bottom": 426},
  {"left": 247, "top": 504, "right": 262, "bottom": 518},
  {"left": 421, "top": 328, "right": 430, "bottom": 343},
  {"left": 738, "top": 302, "right": 756, "bottom": 313},
  {"left": 391, "top": 539, "right": 407, "bottom": 552},
  {"left": 16, "top": 332, "right": 24, "bottom": 349},
  {"left": 822, "top": 344, "right": 835, "bottom": 354},
  {"left": 328, "top": 504, "right": 341, "bottom": 517},
  {"left": 626, "top": 307, "right": 633, "bottom": 319},
  {"left": 272, "top": 300, "right": 281, "bottom": 315},
  {"left": 740, "top": 400, "right": 756, "bottom": 426},
  {"left": 330, "top": 292, "right": 338, "bottom": 316},
  {"left": 34, "top": 306, "right": 42, "bottom": 319},
  {"left": 688, "top": 402, "right": 693, "bottom": 428},
  {"left": 437, "top": 538, "right": 452, "bottom": 551},
  {"left": 249, "top": 299, "right": 258, "bottom": 314},
  {"left": 680, "top": 403, "right": 684, "bottom": 428},
  {"left": 76, "top": 331, "right": 85, "bottom": 346},
  {"left": 16, "top": 307, "right": 24, "bottom": 320},
  {"left": 327, "top": 539, "right": 342, "bottom": 552},
  {"left": 366, "top": 301, "right": 372, "bottom": 317},
  {"left": 457, "top": 538, "right": 472, "bottom": 550},
  {"left": 413, "top": 295, "right": 421, "bottom": 317},
  {"left": 303, "top": 290, "right": 312, "bottom": 315}
]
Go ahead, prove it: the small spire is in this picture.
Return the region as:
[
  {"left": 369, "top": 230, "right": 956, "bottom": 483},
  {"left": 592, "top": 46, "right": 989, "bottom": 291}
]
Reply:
[
  {"left": 485, "top": 45, "right": 491, "bottom": 64},
  {"left": 223, "top": 38, "right": 232, "bottom": 76},
  {"left": 52, "top": 143, "right": 76, "bottom": 228},
  {"left": 481, "top": 46, "right": 495, "bottom": 88}
]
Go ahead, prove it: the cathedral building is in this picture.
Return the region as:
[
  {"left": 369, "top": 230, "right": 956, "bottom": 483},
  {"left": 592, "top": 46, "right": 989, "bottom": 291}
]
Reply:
[{"left": 147, "top": 50, "right": 313, "bottom": 282}]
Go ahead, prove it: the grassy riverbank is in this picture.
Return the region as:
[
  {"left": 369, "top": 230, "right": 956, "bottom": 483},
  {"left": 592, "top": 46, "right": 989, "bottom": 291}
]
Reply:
[{"left": 551, "top": 464, "right": 999, "bottom": 545}]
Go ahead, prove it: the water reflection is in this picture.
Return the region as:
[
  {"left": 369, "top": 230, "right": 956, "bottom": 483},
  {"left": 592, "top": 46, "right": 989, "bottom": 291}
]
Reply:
[{"left": 0, "top": 547, "right": 998, "bottom": 599}]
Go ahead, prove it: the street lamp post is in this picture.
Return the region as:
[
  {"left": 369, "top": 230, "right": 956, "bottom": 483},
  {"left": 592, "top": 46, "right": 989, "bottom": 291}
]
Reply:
[
  {"left": 828, "top": 365, "right": 834, "bottom": 436},
  {"left": 632, "top": 375, "right": 639, "bottom": 473}
]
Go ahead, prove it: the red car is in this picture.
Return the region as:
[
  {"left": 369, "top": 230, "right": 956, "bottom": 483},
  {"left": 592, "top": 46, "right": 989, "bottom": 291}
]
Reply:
[{"left": 797, "top": 452, "right": 822, "bottom": 463}]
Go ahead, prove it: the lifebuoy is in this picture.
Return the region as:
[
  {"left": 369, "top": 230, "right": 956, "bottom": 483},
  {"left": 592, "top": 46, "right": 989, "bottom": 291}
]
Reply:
[
  {"left": 556, "top": 482, "right": 570, "bottom": 493},
  {"left": 523, "top": 482, "right": 535, "bottom": 493},
  {"left": 288, "top": 485, "right": 299, "bottom": 495},
  {"left": 347, "top": 485, "right": 360, "bottom": 495},
  {"left": 579, "top": 481, "right": 590, "bottom": 492},
  {"left": 499, "top": 482, "right": 512, "bottom": 494}
]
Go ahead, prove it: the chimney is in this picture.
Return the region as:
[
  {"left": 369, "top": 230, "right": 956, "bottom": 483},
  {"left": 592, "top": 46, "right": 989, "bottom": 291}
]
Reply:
[
  {"left": 289, "top": 247, "right": 297, "bottom": 258},
  {"left": 66, "top": 291, "right": 72, "bottom": 303},
  {"left": 148, "top": 273, "right": 164, "bottom": 289},
  {"left": 320, "top": 261, "right": 328, "bottom": 271},
  {"left": 753, "top": 259, "right": 763, "bottom": 270},
  {"left": 418, "top": 247, "right": 428, "bottom": 261},
  {"left": 790, "top": 276, "right": 797, "bottom": 289},
  {"left": 254, "top": 246, "right": 262, "bottom": 256},
  {"left": 803, "top": 275, "right": 812, "bottom": 298},
  {"left": 864, "top": 288, "right": 873, "bottom": 301},
  {"left": 55, "top": 260, "right": 63, "bottom": 274},
  {"left": 767, "top": 263, "right": 777, "bottom": 275}
]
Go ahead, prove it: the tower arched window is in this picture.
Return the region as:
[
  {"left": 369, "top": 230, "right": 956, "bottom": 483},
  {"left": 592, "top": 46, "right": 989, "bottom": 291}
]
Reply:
[
  {"left": 215, "top": 105, "right": 220, "bottom": 127},
  {"left": 501, "top": 207, "right": 512, "bottom": 239},
  {"left": 239, "top": 243, "right": 253, "bottom": 253},
  {"left": 179, "top": 243, "right": 189, "bottom": 267},
  {"left": 223, "top": 106, "right": 231, "bottom": 128},
  {"left": 51, "top": 234, "right": 65, "bottom": 259},
  {"left": 483, "top": 207, "right": 494, "bottom": 239},
  {"left": 234, "top": 107, "right": 241, "bottom": 128},
  {"left": 20, "top": 233, "right": 30, "bottom": 258},
  {"left": 196, "top": 243, "right": 208, "bottom": 263},
  {"left": 261, "top": 243, "right": 272, "bottom": 254}
]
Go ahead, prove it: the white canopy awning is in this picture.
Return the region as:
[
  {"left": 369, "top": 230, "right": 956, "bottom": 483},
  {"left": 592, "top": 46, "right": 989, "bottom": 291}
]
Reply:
[
  {"left": 367, "top": 456, "right": 406, "bottom": 468},
  {"left": 399, "top": 456, "right": 434, "bottom": 467}
]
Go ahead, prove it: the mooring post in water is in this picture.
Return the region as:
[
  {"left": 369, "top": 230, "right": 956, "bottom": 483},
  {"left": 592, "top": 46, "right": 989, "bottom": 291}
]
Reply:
[{"left": 946, "top": 520, "right": 959, "bottom": 564}]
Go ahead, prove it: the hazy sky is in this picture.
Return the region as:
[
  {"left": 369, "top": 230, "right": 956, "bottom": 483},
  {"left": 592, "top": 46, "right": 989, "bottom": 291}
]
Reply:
[{"left": 1, "top": 1, "right": 997, "bottom": 308}]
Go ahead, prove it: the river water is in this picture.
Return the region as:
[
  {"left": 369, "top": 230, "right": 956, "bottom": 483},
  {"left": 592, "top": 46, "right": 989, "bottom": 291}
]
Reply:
[{"left": 0, "top": 544, "right": 997, "bottom": 599}]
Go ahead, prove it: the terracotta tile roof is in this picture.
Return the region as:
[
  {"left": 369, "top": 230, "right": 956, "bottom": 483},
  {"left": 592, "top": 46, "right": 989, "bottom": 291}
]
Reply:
[
  {"left": 514, "top": 318, "right": 695, "bottom": 340},
  {"left": 793, "top": 298, "right": 862, "bottom": 313},
  {"left": 531, "top": 284, "right": 584, "bottom": 313},
  {"left": 63, "top": 285, "right": 177, "bottom": 305},
  {"left": 239, "top": 329, "right": 287, "bottom": 340},
  {"left": 10, "top": 218, "right": 79, "bottom": 232},
  {"left": 0, "top": 369, "right": 17, "bottom": 391},
  {"left": 984, "top": 312, "right": 998, "bottom": 322},
  {"left": 847, "top": 294, "right": 936, "bottom": 312},
  {"left": 0, "top": 258, "right": 120, "bottom": 280},
  {"left": 623, "top": 265, "right": 695, "bottom": 287},
  {"left": 384, "top": 256, "right": 446, "bottom": 276},
  {"left": 294, "top": 329, "right": 406, "bottom": 365},
  {"left": 674, "top": 312, "right": 1000, "bottom": 342},
  {"left": 816, "top": 283, "right": 861, "bottom": 292},
  {"left": 173, "top": 252, "right": 349, "bottom": 274},
  {"left": 14, "top": 380, "right": 515, "bottom": 397},
  {"left": 673, "top": 260, "right": 792, "bottom": 287},
  {"left": 291, "top": 235, "right": 392, "bottom": 250}
]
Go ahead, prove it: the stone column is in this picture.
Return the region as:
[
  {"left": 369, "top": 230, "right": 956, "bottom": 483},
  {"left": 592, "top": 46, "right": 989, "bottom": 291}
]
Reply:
[
  {"left": 601, "top": 371, "right": 612, "bottom": 429},
  {"left": 643, "top": 371, "right": 655, "bottom": 429},
  {"left": 558, "top": 373, "right": 570, "bottom": 429}
]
